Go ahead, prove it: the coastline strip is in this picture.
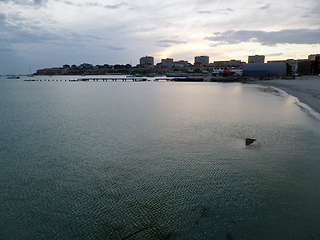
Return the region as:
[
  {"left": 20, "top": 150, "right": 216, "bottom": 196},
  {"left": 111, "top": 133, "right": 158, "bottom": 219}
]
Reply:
[{"left": 251, "top": 76, "right": 320, "bottom": 116}]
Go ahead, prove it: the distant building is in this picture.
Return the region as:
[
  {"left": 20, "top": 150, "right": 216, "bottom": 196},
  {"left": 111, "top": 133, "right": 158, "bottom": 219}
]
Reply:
[
  {"left": 297, "top": 54, "right": 320, "bottom": 75},
  {"left": 79, "top": 63, "right": 93, "bottom": 69},
  {"left": 195, "top": 56, "right": 209, "bottom": 66},
  {"left": 161, "top": 58, "right": 174, "bottom": 67},
  {"left": 297, "top": 60, "right": 312, "bottom": 75},
  {"left": 173, "top": 60, "right": 189, "bottom": 68},
  {"left": 140, "top": 56, "right": 154, "bottom": 67},
  {"left": 35, "top": 67, "right": 63, "bottom": 75},
  {"left": 308, "top": 54, "right": 320, "bottom": 61},
  {"left": 211, "top": 59, "right": 244, "bottom": 69},
  {"left": 267, "top": 59, "right": 298, "bottom": 72},
  {"left": 243, "top": 63, "right": 286, "bottom": 77},
  {"left": 248, "top": 55, "right": 265, "bottom": 64},
  {"left": 63, "top": 64, "right": 70, "bottom": 69}
]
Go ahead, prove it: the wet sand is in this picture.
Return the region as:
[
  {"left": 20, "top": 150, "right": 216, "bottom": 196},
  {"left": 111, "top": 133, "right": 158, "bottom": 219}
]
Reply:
[{"left": 253, "top": 76, "right": 320, "bottom": 114}]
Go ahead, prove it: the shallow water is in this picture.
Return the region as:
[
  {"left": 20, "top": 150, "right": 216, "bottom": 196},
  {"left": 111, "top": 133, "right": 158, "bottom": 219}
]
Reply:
[{"left": 1, "top": 76, "right": 320, "bottom": 239}]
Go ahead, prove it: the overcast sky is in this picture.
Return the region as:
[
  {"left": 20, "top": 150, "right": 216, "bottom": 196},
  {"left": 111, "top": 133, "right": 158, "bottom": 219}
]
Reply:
[{"left": 1, "top": 0, "right": 319, "bottom": 74}]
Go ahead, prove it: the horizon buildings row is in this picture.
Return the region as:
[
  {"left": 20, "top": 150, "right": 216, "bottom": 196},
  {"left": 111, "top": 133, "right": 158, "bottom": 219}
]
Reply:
[
  {"left": 34, "top": 54, "right": 320, "bottom": 76},
  {"left": 144, "top": 54, "right": 319, "bottom": 75}
]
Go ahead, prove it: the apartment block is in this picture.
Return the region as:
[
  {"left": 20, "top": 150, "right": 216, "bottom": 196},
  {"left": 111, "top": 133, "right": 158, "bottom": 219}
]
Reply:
[
  {"left": 195, "top": 56, "right": 209, "bottom": 66},
  {"left": 161, "top": 58, "right": 174, "bottom": 67},
  {"left": 140, "top": 56, "right": 154, "bottom": 66},
  {"left": 248, "top": 55, "right": 265, "bottom": 64}
]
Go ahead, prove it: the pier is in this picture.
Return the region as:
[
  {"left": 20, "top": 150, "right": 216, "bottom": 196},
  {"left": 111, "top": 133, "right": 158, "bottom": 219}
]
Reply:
[
  {"left": 73, "top": 77, "right": 149, "bottom": 82},
  {"left": 24, "top": 77, "right": 150, "bottom": 82}
]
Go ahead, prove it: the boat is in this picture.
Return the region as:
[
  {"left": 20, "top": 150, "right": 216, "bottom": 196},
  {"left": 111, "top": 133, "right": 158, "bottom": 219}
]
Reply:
[
  {"left": 27, "top": 67, "right": 34, "bottom": 77},
  {"left": 7, "top": 75, "right": 20, "bottom": 79}
]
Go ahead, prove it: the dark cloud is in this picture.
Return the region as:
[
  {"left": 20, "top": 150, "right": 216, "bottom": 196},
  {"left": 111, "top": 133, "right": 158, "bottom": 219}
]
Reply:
[
  {"left": 63, "top": 1, "right": 74, "bottom": 5},
  {"left": 0, "top": 12, "right": 6, "bottom": 21},
  {"left": 0, "top": 0, "right": 48, "bottom": 6},
  {"left": 260, "top": 4, "right": 271, "bottom": 10},
  {"left": 226, "top": 8, "right": 234, "bottom": 12},
  {"left": 105, "top": 2, "right": 127, "bottom": 9},
  {"left": 266, "top": 53, "right": 283, "bottom": 57},
  {"left": 0, "top": 20, "right": 109, "bottom": 47},
  {"left": 33, "top": 0, "right": 47, "bottom": 5},
  {"left": 205, "top": 29, "right": 320, "bottom": 46}
]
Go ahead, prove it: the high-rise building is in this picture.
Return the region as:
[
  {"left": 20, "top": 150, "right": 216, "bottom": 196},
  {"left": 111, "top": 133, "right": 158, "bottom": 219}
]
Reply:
[
  {"left": 195, "top": 56, "right": 209, "bottom": 66},
  {"left": 140, "top": 56, "right": 154, "bottom": 66},
  {"left": 248, "top": 55, "right": 265, "bottom": 63}
]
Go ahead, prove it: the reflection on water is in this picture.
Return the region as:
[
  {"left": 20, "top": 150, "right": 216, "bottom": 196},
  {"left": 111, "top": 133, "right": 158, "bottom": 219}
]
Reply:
[{"left": 1, "top": 77, "right": 320, "bottom": 239}]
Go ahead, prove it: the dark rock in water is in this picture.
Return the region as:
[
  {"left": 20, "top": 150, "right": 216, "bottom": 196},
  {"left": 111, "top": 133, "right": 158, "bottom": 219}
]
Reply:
[
  {"left": 226, "top": 232, "right": 234, "bottom": 240},
  {"left": 246, "top": 138, "right": 256, "bottom": 146}
]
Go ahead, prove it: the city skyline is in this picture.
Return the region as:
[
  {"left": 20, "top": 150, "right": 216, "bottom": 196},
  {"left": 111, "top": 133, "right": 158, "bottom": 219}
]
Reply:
[{"left": 1, "top": 0, "right": 320, "bottom": 74}]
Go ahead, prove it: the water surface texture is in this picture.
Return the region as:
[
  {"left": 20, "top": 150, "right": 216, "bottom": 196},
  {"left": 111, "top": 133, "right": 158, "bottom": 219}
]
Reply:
[{"left": 1, "top": 76, "right": 320, "bottom": 239}]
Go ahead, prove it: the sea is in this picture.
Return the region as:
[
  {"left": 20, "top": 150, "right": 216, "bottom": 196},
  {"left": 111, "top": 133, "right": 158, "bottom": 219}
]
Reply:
[{"left": 1, "top": 75, "right": 320, "bottom": 240}]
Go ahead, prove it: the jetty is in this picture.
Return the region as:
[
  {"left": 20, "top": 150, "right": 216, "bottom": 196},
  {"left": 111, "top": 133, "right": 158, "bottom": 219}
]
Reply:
[{"left": 24, "top": 77, "right": 150, "bottom": 82}]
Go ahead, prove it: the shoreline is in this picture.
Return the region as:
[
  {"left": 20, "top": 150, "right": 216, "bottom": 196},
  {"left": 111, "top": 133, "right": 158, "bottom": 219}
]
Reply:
[{"left": 250, "top": 76, "right": 320, "bottom": 115}]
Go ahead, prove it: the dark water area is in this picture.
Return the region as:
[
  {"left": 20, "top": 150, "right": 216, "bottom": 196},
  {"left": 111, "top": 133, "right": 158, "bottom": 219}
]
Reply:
[{"left": 1, "top": 76, "right": 320, "bottom": 239}]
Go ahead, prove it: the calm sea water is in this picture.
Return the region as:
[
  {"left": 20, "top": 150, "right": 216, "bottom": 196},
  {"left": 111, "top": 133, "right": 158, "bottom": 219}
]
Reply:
[{"left": 1, "top": 75, "right": 320, "bottom": 239}]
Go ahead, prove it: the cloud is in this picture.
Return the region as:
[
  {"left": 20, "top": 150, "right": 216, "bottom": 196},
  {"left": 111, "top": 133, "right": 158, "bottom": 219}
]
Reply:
[
  {"left": 86, "top": 2, "right": 100, "bottom": 7},
  {"left": 0, "top": 12, "right": 6, "bottom": 21},
  {"left": 105, "top": 2, "right": 127, "bottom": 9},
  {"left": 226, "top": 8, "right": 234, "bottom": 12},
  {"left": 63, "top": 1, "right": 74, "bottom": 5},
  {"left": 212, "top": 7, "right": 235, "bottom": 15},
  {"left": 33, "top": 0, "right": 47, "bottom": 5},
  {"left": 197, "top": 11, "right": 212, "bottom": 14},
  {"left": 265, "top": 53, "right": 283, "bottom": 57},
  {"left": 0, "top": 0, "right": 48, "bottom": 6},
  {"left": 301, "top": 5, "right": 320, "bottom": 20},
  {"left": 155, "top": 39, "right": 187, "bottom": 47},
  {"left": 260, "top": 4, "right": 271, "bottom": 10},
  {"left": 205, "top": 29, "right": 320, "bottom": 46},
  {"left": 104, "top": 45, "right": 126, "bottom": 51}
]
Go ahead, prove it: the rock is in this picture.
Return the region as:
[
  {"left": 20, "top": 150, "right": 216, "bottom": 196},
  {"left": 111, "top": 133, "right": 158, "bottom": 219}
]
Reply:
[{"left": 246, "top": 138, "right": 256, "bottom": 146}]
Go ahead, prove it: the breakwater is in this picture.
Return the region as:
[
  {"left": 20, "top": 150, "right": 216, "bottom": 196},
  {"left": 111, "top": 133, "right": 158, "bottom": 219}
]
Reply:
[
  {"left": 24, "top": 77, "right": 150, "bottom": 82},
  {"left": 23, "top": 76, "right": 251, "bottom": 82}
]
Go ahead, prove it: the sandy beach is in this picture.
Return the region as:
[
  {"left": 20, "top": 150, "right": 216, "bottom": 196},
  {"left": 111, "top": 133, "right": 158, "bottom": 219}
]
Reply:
[{"left": 253, "top": 76, "right": 320, "bottom": 114}]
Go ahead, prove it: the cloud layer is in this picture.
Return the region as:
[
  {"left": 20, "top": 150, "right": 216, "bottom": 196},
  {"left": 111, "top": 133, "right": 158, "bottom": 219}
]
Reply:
[
  {"left": 206, "top": 29, "right": 320, "bottom": 46},
  {"left": 0, "top": 0, "right": 319, "bottom": 73}
]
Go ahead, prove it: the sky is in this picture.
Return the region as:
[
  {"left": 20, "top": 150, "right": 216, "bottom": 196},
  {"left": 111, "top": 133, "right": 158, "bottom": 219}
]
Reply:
[{"left": 0, "top": 0, "right": 320, "bottom": 74}]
